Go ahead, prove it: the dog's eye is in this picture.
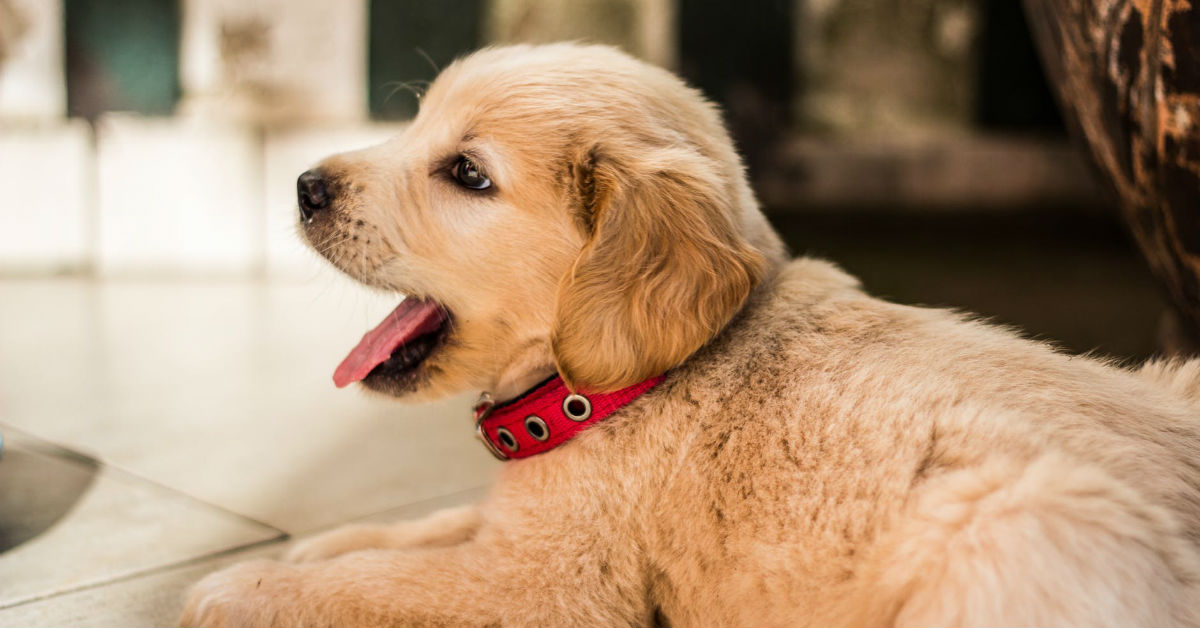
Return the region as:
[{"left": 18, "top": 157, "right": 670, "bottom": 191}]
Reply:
[{"left": 452, "top": 156, "right": 491, "bottom": 190}]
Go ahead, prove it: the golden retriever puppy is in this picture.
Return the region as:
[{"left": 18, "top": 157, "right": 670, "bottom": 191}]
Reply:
[{"left": 181, "top": 43, "right": 1200, "bottom": 627}]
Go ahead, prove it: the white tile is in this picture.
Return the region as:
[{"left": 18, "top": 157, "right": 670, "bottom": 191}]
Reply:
[
  {"left": 0, "top": 0, "right": 66, "bottom": 119},
  {"left": 263, "top": 124, "right": 405, "bottom": 277},
  {"left": 94, "top": 116, "right": 262, "bottom": 275},
  {"left": 0, "top": 487, "right": 486, "bottom": 627},
  {"left": 0, "top": 277, "right": 499, "bottom": 534},
  {"left": 0, "top": 120, "right": 90, "bottom": 272},
  {"left": 179, "top": 0, "right": 367, "bottom": 123},
  {"left": 0, "top": 429, "right": 281, "bottom": 609},
  {"left": 0, "top": 539, "right": 287, "bottom": 627}
]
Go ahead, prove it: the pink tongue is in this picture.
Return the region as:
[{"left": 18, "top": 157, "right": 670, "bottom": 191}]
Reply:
[{"left": 333, "top": 299, "right": 446, "bottom": 388}]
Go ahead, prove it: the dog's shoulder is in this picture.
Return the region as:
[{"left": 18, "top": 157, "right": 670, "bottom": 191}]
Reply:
[
  {"left": 668, "top": 255, "right": 1200, "bottom": 475},
  {"left": 770, "top": 256, "right": 863, "bottom": 303}
]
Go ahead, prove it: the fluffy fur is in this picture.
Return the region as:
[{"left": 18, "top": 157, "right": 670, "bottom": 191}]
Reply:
[{"left": 182, "top": 43, "right": 1200, "bottom": 627}]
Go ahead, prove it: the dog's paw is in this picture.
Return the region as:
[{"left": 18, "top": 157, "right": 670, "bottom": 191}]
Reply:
[
  {"left": 180, "top": 560, "right": 297, "bottom": 628},
  {"left": 283, "top": 524, "right": 388, "bottom": 563}
]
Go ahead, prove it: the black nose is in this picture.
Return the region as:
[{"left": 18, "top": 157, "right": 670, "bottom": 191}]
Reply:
[{"left": 297, "top": 170, "right": 330, "bottom": 221}]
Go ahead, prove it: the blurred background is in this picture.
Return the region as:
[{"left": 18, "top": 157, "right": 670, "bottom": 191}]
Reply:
[
  {"left": 0, "top": 2, "right": 1179, "bottom": 624},
  {"left": 0, "top": 0, "right": 1165, "bottom": 358}
]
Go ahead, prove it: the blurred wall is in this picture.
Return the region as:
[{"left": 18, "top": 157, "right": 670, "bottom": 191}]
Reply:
[
  {"left": 0, "top": 0, "right": 63, "bottom": 118},
  {"left": 0, "top": 0, "right": 394, "bottom": 276},
  {"left": 0, "top": 0, "right": 1100, "bottom": 277}
]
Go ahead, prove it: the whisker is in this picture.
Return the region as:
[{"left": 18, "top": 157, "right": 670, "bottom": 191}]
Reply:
[
  {"left": 415, "top": 47, "right": 441, "bottom": 74},
  {"left": 380, "top": 80, "right": 428, "bottom": 106}
]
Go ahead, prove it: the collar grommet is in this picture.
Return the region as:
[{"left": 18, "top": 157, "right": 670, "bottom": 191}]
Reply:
[{"left": 563, "top": 393, "right": 592, "bottom": 422}]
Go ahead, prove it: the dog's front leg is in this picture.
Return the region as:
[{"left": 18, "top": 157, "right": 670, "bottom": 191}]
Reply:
[
  {"left": 283, "top": 504, "right": 481, "bottom": 562},
  {"left": 180, "top": 537, "right": 645, "bottom": 627}
]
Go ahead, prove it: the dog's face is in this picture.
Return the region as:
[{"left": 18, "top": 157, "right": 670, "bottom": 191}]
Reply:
[{"left": 300, "top": 44, "right": 771, "bottom": 401}]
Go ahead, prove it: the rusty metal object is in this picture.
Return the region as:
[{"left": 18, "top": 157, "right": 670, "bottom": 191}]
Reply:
[{"left": 1025, "top": 0, "right": 1200, "bottom": 339}]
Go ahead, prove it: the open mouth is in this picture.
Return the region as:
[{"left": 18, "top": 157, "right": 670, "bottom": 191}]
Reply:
[{"left": 333, "top": 298, "right": 451, "bottom": 389}]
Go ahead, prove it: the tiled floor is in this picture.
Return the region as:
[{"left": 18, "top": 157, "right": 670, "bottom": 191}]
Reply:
[
  {"left": 0, "top": 270, "right": 499, "bottom": 625},
  {"left": 0, "top": 207, "right": 1168, "bottom": 625}
]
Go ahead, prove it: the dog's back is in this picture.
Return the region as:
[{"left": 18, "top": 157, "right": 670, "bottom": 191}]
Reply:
[
  {"left": 635, "top": 258, "right": 1200, "bottom": 626},
  {"left": 1140, "top": 358, "right": 1200, "bottom": 407}
]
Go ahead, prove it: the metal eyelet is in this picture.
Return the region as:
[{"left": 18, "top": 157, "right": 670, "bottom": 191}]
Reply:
[
  {"left": 562, "top": 393, "right": 592, "bottom": 422},
  {"left": 495, "top": 427, "right": 519, "bottom": 452},
  {"left": 524, "top": 415, "right": 550, "bottom": 442}
]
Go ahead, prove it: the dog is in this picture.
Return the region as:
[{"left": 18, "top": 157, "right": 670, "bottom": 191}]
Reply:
[{"left": 181, "top": 43, "right": 1200, "bottom": 626}]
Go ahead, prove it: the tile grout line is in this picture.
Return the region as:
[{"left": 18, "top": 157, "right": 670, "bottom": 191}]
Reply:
[
  {"left": 98, "top": 460, "right": 291, "bottom": 538},
  {"left": 0, "top": 424, "right": 492, "bottom": 613},
  {"left": 0, "top": 485, "right": 494, "bottom": 613},
  {"left": 3, "top": 420, "right": 494, "bottom": 541},
  {"left": 0, "top": 421, "right": 293, "bottom": 613},
  {"left": 0, "top": 534, "right": 288, "bottom": 612},
  {"left": 0, "top": 421, "right": 289, "bottom": 538},
  {"left": 0, "top": 422, "right": 494, "bottom": 540}
]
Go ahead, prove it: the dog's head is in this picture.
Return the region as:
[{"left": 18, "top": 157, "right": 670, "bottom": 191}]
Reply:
[{"left": 299, "top": 43, "right": 782, "bottom": 401}]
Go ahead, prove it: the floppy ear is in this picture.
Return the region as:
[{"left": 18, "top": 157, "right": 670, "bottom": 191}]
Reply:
[{"left": 552, "top": 145, "right": 767, "bottom": 392}]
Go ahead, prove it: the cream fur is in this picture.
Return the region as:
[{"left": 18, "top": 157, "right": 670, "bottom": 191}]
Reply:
[{"left": 181, "top": 44, "right": 1200, "bottom": 627}]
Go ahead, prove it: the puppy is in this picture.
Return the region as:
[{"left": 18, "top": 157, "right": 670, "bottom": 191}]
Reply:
[{"left": 182, "top": 43, "right": 1200, "bottom": 626}]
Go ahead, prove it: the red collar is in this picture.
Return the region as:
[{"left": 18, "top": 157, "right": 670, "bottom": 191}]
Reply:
[{"left": 473, "top": 375, "right": 665, "bottom": 460}]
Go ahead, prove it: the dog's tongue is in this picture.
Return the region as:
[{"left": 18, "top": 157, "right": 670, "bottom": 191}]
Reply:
[{"left": 333, "top": 299, "right": 445, "bottom": 388}]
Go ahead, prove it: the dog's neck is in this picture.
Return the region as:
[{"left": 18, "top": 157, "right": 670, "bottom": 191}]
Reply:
[{"left": 491, "top": 341, "right": 559, "bottom": 403}]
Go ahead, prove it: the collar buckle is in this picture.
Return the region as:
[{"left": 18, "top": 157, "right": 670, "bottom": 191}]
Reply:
[{"left": 473, "top": 392, "right": 508, "bottom": 461}]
